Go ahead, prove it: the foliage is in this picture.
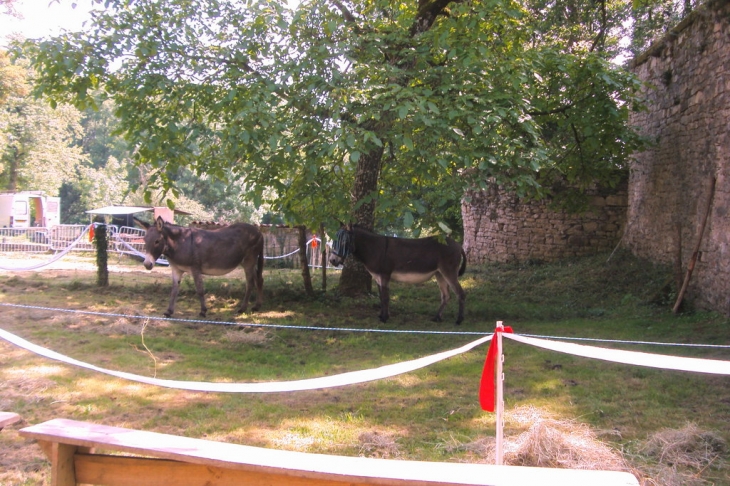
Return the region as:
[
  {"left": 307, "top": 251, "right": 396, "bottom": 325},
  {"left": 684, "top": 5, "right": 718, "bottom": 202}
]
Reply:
[
  {"left": 79, "top": 99, "right": 133, "bottom": 169},
  {"left": 0, "top": 52, "right": 88, "bottom": 193},
  {"left": 629, "top": 0, "right": 699, "bottom": 57},
  {"left": 0, "top": 48, "right": 135, "bottom": 223},
  {"left": 1, "top": 45, "right": 251, "bottom": 224},
  {"left": 524, "top": 0, "right": 633, "bottom": 57},
  {"left": 0, "top": 50, "right": 26, "bottom": 103},
  {"left": 172, "top": 168, "right": 258, "bottom": 223},
  {"left": 58, "top": 180, "right": 85, "bottom": 224},
  {"left": 21, "top": 0, "right": 649, "bottom": 237}
]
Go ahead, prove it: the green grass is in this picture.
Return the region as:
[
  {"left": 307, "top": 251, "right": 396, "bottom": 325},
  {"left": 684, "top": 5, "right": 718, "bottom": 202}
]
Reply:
[{"left": 1, "top": 250, "right": 729, "bottom": 484}]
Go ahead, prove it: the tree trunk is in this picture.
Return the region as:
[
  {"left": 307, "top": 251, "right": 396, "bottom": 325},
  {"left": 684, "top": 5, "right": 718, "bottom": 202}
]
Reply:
[
  {"left": 320, "top": 222, "right": 327, "bottom": 292},
  {"left": 297, "top": 225, "right": 314, "bottom": 296},
  {"left": 338, "top": 1, "right": 446, "bottom": 297},
  {"left": 94, "top": 224, "right": 109, "bottom": 287},
  {"left": 339, "top": 146, "right": 384, "bottom": 296}
]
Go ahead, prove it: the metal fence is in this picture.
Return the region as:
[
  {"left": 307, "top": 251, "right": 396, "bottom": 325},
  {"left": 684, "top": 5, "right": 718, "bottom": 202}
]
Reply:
[
  {"left": 48, "top": 225, "right": 95, "bottom": 252},
  {"left": 0, "top": 224, "right": 333, "bottom": 269},
  {"left": 0, "top": 227, "right": 50, "bottom": 253}
]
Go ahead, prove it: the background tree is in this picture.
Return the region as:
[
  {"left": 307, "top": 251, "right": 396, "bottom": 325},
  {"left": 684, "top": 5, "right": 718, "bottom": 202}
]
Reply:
[
  {"left": 24, "top": 0, "right": 668, "bottom": 294},
  {"left": 629, "top": 0, "right": 698, "bottom": 57},
  {"left": 0, "top": 52, "right": 87, "bottom": 193},
  {"left": 0, "top": 0, "right": 18, "bottom": 18}
]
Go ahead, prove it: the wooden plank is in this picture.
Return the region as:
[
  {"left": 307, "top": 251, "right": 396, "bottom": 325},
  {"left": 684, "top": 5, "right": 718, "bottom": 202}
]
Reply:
[
  {"left": 49, "top": 442, "right": 77, "bottom": 486},
  {"left": 75, "top": 454, "right": 376, "bottom": 486},
  {"left": 0, "top": 412, "right": 20, "bottom": 429},
  {"left": 20, "top": 419, "right": 640, "bottom": 486}
]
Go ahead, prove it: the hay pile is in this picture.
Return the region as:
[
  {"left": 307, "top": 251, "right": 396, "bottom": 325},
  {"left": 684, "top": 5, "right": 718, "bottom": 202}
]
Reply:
[
  {"left": 470, "top": 408, "right": 725, "bottom": 486},
  {"left": 638, "top": 423, "right": 726, "bottom": 486},
  {"left": 503, "top": 407, "right": 629, "bottom": 471},
  {"left": 642, "top": 423, "right": 725, "bottom": 469},
  {"left": 358, "top": 431, "right": 401, "bottom": 458},
  {"left": 224, "top": 327, "right": 272, "bottom": 346}
]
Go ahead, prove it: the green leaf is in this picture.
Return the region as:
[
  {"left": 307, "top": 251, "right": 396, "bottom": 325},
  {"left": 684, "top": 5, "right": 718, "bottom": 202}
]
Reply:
[
  {"left": 403, "top": 136, "right": 413, "bottom": 151},
  {"left": 403, "top": 211, "right": 414, "bottom": 228}
]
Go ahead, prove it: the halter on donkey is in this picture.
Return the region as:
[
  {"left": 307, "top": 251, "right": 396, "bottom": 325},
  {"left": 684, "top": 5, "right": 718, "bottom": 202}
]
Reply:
[{"left": 330, "top": 225, "right": 467, "bottom": 324}]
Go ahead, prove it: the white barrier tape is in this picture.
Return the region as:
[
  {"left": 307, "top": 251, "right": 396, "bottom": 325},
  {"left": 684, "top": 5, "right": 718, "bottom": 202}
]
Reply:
[
  {"left": 505, "top": 334, "right": 730, "bottom": 375},
  {"left": 521, "top": 333, "right": 730, "bottom": 349},
  {"left": 264, "top": 238, "right": 324, "bottom": 260},
  {"left": 0, "top": 328, "right": 491, "bottom": 393},
  {"left": 115, "top": 237, "right": 168, "bottom": 266}
]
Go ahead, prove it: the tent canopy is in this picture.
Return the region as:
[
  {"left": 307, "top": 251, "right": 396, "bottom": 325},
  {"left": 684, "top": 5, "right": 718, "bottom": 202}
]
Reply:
[{"left": 86, "top": 206, "right": 153, "bottom": 216}]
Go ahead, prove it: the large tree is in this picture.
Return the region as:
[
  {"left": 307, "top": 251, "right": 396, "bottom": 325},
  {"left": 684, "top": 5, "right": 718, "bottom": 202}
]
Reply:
[{"left": 24, "top": 0, "right": 645, "bottom": 293}]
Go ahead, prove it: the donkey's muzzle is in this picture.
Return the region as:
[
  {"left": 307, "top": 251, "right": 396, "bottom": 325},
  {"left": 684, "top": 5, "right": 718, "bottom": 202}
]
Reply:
[
  {"left": 143, "top": 256, "right": 155, "bottom": 271},
  {"left": 329, "top": 254, "right": 345, "bottom": 267}
]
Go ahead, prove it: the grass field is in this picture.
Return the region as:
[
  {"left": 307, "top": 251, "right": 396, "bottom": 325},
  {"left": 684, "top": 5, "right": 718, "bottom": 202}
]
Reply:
[{"left": 0, "top": 250, "right": 729, "bottom": 485}]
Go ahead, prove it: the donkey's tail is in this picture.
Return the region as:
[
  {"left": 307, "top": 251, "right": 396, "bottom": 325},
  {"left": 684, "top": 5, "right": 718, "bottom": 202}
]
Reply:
[
  {"left": 257, "top": 241, "right": 265, "bottom": 280},
  {"left": 458, "top": 248, "right": 467, "bottom": 277}
]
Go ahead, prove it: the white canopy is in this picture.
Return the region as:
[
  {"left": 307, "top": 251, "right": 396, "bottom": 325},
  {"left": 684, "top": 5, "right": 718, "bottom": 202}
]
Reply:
[{"left": 85, "top": 206, "right": 153, "bottom": 215}]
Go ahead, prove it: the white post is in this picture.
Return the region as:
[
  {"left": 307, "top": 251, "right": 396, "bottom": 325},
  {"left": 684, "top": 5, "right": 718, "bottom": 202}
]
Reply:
[{"left": 495, "top": 321, "right": 505, "bottom": 466}]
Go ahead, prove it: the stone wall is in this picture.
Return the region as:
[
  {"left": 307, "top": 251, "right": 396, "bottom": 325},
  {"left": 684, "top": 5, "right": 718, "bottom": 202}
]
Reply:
[
  {"left": 625, "top": 0, "right": 730, "bottom": 313},
  {"left": 462, "top": 183, "right": 627, "bottom": 264}
]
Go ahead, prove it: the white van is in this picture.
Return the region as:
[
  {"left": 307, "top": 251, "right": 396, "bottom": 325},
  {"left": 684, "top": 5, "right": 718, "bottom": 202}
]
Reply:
[{"left": 0, "top": 192, "right": 61, "bottom": 228}]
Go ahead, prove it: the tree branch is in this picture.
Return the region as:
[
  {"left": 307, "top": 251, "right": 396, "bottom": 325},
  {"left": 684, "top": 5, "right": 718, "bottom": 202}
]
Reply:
[
  {"left": 589, "top": 0, "right": 608, "bottom": 52},
  {"left": 330, "top": 0, "right": 357, "bottom": 23},
  {"left": 410, "top": 0, "right": 458, "bottom": 36}
]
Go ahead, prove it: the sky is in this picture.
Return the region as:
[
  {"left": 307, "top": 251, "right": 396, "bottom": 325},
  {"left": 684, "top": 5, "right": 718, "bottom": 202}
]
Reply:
[{"left": 0, "top": 0, "right": 94, "bottom": 47}]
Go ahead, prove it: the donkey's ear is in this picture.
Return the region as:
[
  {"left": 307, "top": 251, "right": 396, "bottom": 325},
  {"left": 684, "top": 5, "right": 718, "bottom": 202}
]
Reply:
[
  {"left": 155, "top": 216, "right": 165, "bottom": 231},
  {"left": 134, "top": 217, "right": 150, "bottom": 230}
]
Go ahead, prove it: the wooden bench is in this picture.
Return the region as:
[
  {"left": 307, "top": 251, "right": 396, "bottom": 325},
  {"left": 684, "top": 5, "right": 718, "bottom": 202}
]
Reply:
[
  {"left": 0, "top": 412, "right": 20, "bottom": 431},
  {"left": 20, "top": 419, "right": 640, "bottom": 486}
]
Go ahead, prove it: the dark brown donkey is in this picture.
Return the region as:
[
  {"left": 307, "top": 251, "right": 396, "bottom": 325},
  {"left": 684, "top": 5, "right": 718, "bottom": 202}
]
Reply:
[
  {"left": 329, "top": 225, "right": 466, "bottom": 324},
  {"left": 136, "top": 217, "right": 264, "bottom": 317}
]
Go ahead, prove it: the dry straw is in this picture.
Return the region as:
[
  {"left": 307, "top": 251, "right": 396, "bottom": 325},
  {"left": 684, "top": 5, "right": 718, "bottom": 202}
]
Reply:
[
  {"left": 503, "top": 406, "right": 629, "bottom": 471},
  {"left": 638, "top": 422, "right": 726, "bottom": 485}
]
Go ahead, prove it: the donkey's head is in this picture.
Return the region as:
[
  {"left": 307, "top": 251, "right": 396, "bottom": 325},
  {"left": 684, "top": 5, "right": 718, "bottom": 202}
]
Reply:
[
  {"left": 136, "top": 216, "right": 168, "bottom": 270},
  {"left": 328, "top": 225, "right": 355, "bottom": 267}
]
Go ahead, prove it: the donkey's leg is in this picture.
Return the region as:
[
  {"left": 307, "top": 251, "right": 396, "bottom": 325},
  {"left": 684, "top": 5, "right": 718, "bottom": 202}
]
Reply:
[
  {"left": 191, "top": 270, "right": 208, "bottom": 317},
  {"left": 375, "top": 275, "right": 391, "bottom": 323},
  {"left": 253, "top": 248, "right": 264, "bottom": 311},
  {"left": 445, "top": 274, "right": 466, "bottom": 325},
  {"left": 433, "top": 273, "right": 451, "bottom": 322},
  {"left": 165, "top": 266, "right": 185, "bottom": 317},
  {"left": 239, "top": 263, "right": 255, "bottom": 314}
]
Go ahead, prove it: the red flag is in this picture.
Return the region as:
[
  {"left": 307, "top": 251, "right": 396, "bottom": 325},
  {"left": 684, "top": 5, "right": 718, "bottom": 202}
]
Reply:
[
  {"left": 479, "top": 324, "right": 513, "bottom": 412},
  {"left": 88, "top": 224, "right": 95, "bottom": 242}
]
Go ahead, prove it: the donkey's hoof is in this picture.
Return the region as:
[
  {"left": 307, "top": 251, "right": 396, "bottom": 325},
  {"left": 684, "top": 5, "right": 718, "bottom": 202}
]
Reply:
[
  {"left": 251, "top": 304, "right": 261, "bottom": 312},
  {"left": 199, "top": 311, "right": 207, "bottom": 318},
  {"left": 163, "top": 311, "right": 173, "bottom": 318},
  {"left": 432, "top": 315, "right": 443, "bottom": 323},
  {"left": 237, "top": 307, "right": 247, "bottom": 315}
]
